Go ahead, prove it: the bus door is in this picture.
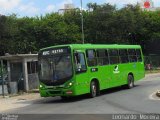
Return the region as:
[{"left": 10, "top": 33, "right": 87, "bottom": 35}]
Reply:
[{"left": 74, "top": 51, "right": 89, "bottom": 95}]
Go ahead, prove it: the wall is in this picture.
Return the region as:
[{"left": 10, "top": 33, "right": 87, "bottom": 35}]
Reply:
[{"left": 28, "top": 73, "right": 39, "bottom": 90}]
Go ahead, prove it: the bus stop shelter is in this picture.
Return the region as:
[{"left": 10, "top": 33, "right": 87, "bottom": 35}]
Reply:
[{"left": 0, "top": 54, "right": 39, "bottom": 95}]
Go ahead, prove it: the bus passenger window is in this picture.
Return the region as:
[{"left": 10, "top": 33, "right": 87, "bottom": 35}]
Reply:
[
  {"left": 86, "top": 50, "right": 97, "bottom": 67},
  {"left": 74, "top": 53, "right": 87, "bottom": 72},
  {"left": 108, "top": 49, "right": 119, "bottom": 64},
  {"left": 97, "top": 49, "right": 109, "bottom": 66},
  {"left": 128, "top": 49, "right": 137, "bottom": 62},
  {"left": 136, "top": 49, "right": 142, "bottom": 62},
  {"left": 119, "top": 49, "right": 129, "bottom": 63}
]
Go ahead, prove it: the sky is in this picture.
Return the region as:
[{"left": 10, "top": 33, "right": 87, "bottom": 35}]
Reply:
[{"left": 0, "top": 0, "right": 160, "bottom": 17}]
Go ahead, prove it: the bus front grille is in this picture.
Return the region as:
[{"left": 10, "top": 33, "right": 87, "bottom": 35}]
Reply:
[{"left": 49, "top": 91, "right": 61, "bottom": 95}]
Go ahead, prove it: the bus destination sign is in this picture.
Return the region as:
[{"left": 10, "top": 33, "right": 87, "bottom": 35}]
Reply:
[{"left": 42, "top": 48, "right": 70, "bottom": 56}]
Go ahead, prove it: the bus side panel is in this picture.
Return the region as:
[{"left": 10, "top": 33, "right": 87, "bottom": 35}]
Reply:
[
  {"left": 94, "top": 65, "right": 111, "bottom": 90},
  {"left": 98, "top": 66, "right": 111, "bottom": 90},
  {"left": 135, "top": 49, "right": 145, "bottom": 81},
  {"left": 118, "top": 64, "right": 130, "bottom": 86},
  {"left": 126, "top": 63, "right": 137, "bottom": 81},
  {"left": 114, "top": 63, "right": 138, "bottom": 86},
  {"left": 135, "top": 62, "right": 145, "bottom": 81},
  {"left": 108, "top": 64, "right": 121, "bottom": 87},
  {"left": 109, "top": 63, "right": 130, "bottom": 87}
]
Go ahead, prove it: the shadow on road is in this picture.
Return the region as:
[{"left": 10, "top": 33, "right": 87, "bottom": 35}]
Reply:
[{"left": 15, "top": 85, "right": 140, "bottom": 105}]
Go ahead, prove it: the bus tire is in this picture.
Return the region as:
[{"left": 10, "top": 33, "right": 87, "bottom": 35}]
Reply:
[
  {"left": 90, "top": 81, "right": 97, "bottom": 98},
  {"left": 127, "top": 74, "right": 134, "bottom": 89}
]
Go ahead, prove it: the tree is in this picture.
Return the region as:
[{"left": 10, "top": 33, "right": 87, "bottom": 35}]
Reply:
[
  {"left": 0, "top": 3, "right": 160, "bottom": 55},
  {"left": 0, "top": 15, "right": 7, "bottom": 55}
]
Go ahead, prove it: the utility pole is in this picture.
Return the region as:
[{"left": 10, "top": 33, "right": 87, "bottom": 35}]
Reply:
[
  {"left": 81, "top": 0, "right": 84, "bottom": 44},
  {"left": 1, "top": 60, "right": 4, "bottom": 98}
]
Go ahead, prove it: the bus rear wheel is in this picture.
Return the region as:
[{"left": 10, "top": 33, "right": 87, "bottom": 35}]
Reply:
[
  {"left": 90, "top": 81, "right": 97, "bottom": 98},
  {"left": 127, "top": 74, "right": 134, "bottom": 89}
]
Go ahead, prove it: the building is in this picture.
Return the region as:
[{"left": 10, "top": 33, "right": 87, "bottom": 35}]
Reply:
[
  {"left": 0, "top": 54, "right": 38, "bottom": 94},
  {"left": 58, "top": 4, "right": 75, "bottom": 14}
]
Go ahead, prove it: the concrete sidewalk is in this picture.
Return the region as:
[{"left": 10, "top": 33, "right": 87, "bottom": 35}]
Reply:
[{"left": 0, "top": 93, "right": 41, "bottom": 113}]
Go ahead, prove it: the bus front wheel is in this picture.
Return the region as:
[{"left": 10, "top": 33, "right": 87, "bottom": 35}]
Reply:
[
  {"left": 127, "top": 74, "right": 134, "bottom": 89},
  {"left": 90, "top": 81, "right": 97, "bottom": 98}
]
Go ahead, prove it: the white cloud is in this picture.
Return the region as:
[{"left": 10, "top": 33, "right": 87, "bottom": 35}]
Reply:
[
  {"left": 0, "top": 0, "right": 39, "bottom": 16},
  {"left": 106, "top": 0, "right": 138, "bottom": 6},
  {"left": 45, "top": 5, "right": 55, "bottom": 13},
  {"left": 19, "top": 2, "right": 39, "bottom": 15},
  {"left": 0, "top": 0, "right": 21, "bottom": 10}
]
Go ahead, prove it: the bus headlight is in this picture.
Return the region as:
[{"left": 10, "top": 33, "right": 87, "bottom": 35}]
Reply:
[
  {"left": 69, "top": 82, "right": 72, "bottom": 86},
  {"left": 66, "top": 82, "right": 73, "bottom": 88},
  {"left": 39, "top": 84, "right": 43, "bottom": 88}
]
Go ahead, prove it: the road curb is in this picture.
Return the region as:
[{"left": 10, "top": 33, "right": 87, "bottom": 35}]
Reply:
[{"left": 28, "top": 89, "right": 39, "bottom": 93}]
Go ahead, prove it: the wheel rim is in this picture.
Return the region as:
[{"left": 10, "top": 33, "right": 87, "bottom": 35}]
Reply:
[
  {"left": 130, "top": 80, "right": 133, "bottom": 87},
  {"left": 129, "top": 76, "right": 133, "bottom": 88},
  {"left": 92, "top": 83, "right": 96, "bottom": 97}
]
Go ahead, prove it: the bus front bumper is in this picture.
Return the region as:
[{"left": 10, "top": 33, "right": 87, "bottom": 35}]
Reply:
[{"left": 39, "top": 87, "right": 76, "bottom": 97}]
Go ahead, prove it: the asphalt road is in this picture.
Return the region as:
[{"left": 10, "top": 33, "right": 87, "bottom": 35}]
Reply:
[{"left": 2, "top": 73, "right": 160, "bottom": 119}]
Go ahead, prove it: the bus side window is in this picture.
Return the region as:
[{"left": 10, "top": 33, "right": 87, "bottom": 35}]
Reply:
[
  {"left": 97, "top": 49, "right": 109, "bottom": 66},
  {"left": 74, "top": 53, "right": 87, "bottom": 73},
  {"left": 136, "top": 49, "right": 142, "bottom": 62},
  {"left": 108, "top": 49, "right": 119, "bottom": 64},
  {"left": 119, "top": 49, "right": 129, "bottom": 63},
  {"left": 128, "top": 49, "right": 137, "bottom": 62},
  {"left": 86, "top": 50, "right": 97, "bottom": 67}
]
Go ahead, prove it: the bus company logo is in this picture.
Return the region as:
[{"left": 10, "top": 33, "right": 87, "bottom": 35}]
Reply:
[{"left": 113, "top": 65, "right": 120, "bottom": 74}]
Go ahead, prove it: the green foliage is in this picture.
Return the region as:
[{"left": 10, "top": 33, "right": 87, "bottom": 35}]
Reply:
[
  {"left": 0, "top": 65, "right": 7, "bottom": 76},
  {"left": 0, "top": 3, "right": 160, "bottom": 55}
]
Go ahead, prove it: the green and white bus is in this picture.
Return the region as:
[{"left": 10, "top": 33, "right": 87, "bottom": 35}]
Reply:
[{"left": 38, "top": 44, "right": 145, "bottom": 98}]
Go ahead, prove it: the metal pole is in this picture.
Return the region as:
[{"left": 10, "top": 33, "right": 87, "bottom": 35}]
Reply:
[
  {"left": 81, "top": 0, "right": 84, "bottom": 44},
  {"left": 1, "top": 60, "right": 4, "bottom": 98}
]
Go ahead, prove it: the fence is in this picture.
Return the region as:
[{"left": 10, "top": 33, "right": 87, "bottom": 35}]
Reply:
[{"left": 144, "top": 55, "right": 160, "bottom": 70}]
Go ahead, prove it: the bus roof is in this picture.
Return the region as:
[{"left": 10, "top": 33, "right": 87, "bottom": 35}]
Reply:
[{"left": 40, "top": 44, "right": 141, "bottom": 51}]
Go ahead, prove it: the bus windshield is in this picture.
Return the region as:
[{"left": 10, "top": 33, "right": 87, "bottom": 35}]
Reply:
[{"left": 39, "top": 54, "right": 73, "bottom": 84}]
